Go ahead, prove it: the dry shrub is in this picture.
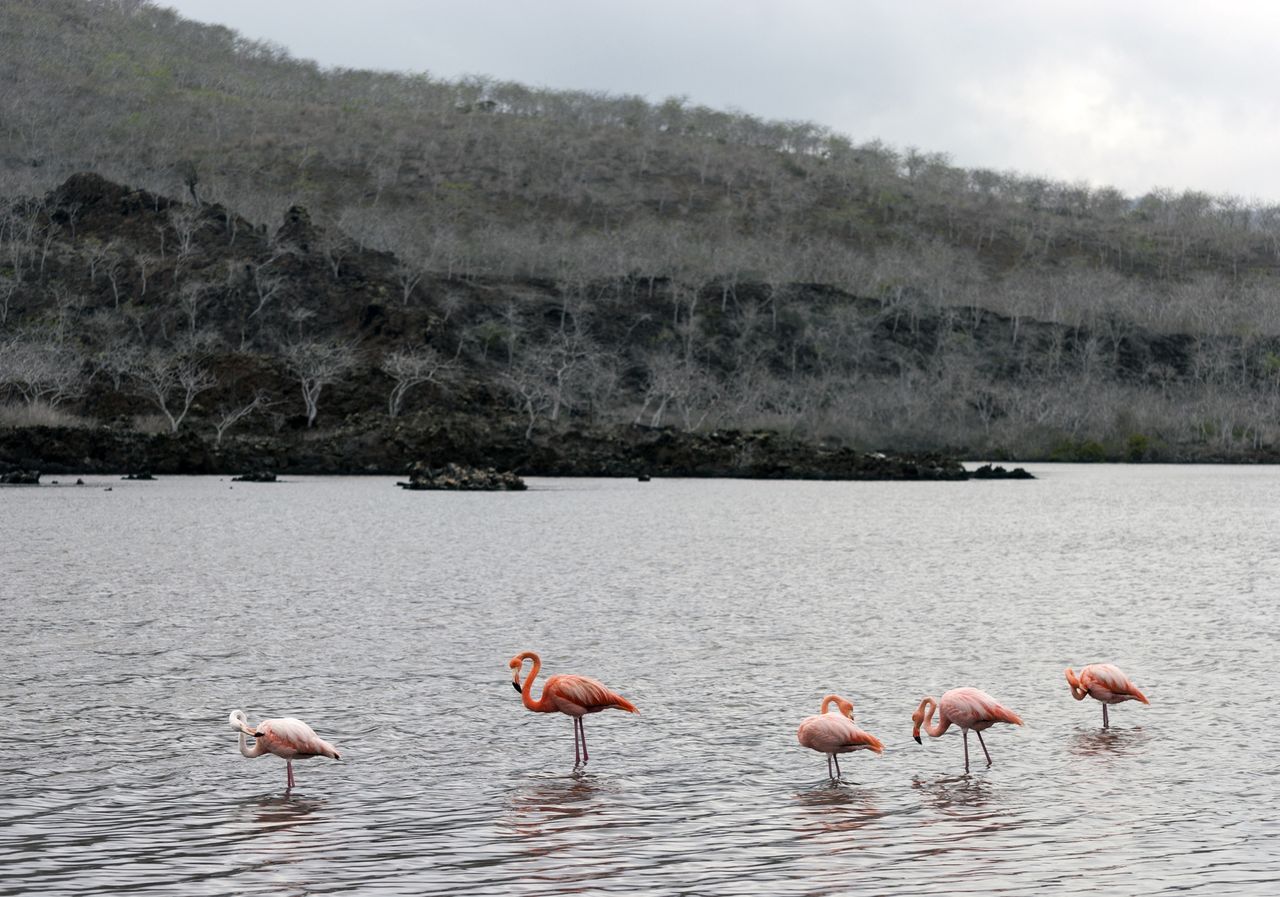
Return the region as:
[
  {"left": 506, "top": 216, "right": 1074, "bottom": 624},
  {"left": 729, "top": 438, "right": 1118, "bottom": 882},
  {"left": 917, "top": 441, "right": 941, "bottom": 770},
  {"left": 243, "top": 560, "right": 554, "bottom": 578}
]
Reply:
[{"left": 0, "top": 402, "right": 93, "bottom": 430}]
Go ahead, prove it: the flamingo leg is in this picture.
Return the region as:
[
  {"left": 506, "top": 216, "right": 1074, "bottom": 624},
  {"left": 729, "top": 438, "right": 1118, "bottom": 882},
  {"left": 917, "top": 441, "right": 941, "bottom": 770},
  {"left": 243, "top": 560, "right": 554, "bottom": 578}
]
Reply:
[
  {"left": 286, "top": 760, "right": 295, "bottom": 789},
  {"left": 572, "top": 719, "right": 581, "bottom": 767},
  {"left": 976, "top": 730, "right": 993, "bottom": 767},
  {"left": 580, "top": 718, "right": 589, "bottom": 764},
  {"left": 963, "top": 730, "right": 970, "bottom": 773},
  {"left": 834, "top": 754, "right": 842, "bottom": 780},
  {"left": 826, "top": 754, "right": 834, "bottom": 780},
  {"left": 1103, "top": 704, "right": 1110, "bottom": 729}
]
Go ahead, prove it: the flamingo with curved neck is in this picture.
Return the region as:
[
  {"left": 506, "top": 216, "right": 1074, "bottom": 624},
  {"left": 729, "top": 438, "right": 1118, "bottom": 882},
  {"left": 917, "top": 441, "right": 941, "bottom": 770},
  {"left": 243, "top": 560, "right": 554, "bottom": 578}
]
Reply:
[
  {"left": 796, "top": 693, "right": 884, "bottom": 781},
  {"left": 1065, "top": 664, "right": 1149, "bottom": 728},
  {"left": 509, "top": 650, "right": 638, "bottom": 767},
  {"left": 228, "top": 709, "right": 340, "bottom": 790},
  {"left": 911, "top": 687, "right": 1022, "bottom": 773}
]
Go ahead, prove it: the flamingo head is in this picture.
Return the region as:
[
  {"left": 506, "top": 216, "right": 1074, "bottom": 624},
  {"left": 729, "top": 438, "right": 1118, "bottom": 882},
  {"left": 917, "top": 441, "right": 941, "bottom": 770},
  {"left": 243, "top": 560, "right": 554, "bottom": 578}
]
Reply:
[
  {"left": 228, "top": 709, "right": 253, "bottom": 734},
  {"left": 509, "top": 651, "right": 536, "bottom": 691},
  {"left": 911, "top": 704, "right": 925, "bottom": 744},
  {"left": 1064, "top": 667, "right": 1087, "bottom": 700}
]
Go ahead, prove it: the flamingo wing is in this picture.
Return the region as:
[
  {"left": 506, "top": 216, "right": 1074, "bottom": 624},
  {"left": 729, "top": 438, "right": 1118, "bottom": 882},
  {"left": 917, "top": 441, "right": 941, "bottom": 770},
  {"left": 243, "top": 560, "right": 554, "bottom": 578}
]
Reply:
[
  {"left": 797, "top": 714, "right": 884, "bottom": 754},
  {"left": 259, "top": 718, "right": 341, "bottom": 759},
  {"left": 1085, "top": 664, "right": 1149, "bottom": 703},
  {"left": 943, "top": 688, "right": 1023, "bottom": 727},
  {"left": 545, "top": 674, "right": 638, "bottom": 715}
]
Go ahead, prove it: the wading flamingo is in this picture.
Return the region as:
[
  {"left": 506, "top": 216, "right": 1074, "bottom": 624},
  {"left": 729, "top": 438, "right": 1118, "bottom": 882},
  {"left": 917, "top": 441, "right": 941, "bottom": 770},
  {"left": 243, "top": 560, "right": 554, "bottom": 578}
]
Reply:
[
  {"left": 911, "top": 688, "right": 1023, "bottom": 773},
  {"left": 228, "top": 710, "right": 340, "bottom": 789},
  {"left": 509, "top": 651, "right": 638, "bottom": 767},
  {"left": 1065, "top": 664, "right": 1149, "bottom": 728},
  {"left": 796, "top": 694, "right": 884, "bottom": 781}
]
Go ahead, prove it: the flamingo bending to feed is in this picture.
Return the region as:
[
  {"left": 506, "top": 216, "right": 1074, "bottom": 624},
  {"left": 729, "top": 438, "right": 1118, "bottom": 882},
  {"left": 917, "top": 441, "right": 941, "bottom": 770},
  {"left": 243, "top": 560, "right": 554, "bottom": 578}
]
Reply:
[
  {"left": 228, "top": 710, "right": 340, "bottom": 789},
  {"left": 911, "top": 687, "right": 1023, "bottom": 773},
  {"left": 1065, "top": 664, "right": 1149, "bottom": 728},
  {"left": 796, "top": 694, "right": 884, "bottom": 781},
  {"left": 509, "top": 650, "right": 638, "bottom": 767}
]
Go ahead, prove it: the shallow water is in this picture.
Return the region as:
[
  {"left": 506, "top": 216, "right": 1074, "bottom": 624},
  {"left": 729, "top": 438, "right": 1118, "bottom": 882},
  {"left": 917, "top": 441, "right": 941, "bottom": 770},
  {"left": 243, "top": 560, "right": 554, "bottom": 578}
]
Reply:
[{"left": 2, "top": 466, "right": 1278, "bottom": 895}]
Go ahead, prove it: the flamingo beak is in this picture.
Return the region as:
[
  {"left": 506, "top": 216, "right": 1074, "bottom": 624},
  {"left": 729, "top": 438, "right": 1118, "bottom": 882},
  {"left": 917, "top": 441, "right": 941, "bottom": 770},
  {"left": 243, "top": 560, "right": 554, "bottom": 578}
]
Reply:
[
  {"left": 913, "top": 733, "right": 922, "bottom": 744},
  {"left": 511, "top": 680, "right": 521, "bottom": 693}
]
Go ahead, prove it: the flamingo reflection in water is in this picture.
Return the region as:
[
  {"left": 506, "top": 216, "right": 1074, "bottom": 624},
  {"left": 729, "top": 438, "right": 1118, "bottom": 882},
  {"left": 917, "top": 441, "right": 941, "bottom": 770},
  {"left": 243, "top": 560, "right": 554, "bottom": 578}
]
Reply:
[
  {"left": 1065, "top": 664, "right": 1149, "bottom": 728},
  {"left": 509, "top": 651, "right": 638, "bottom": 767},
  {"left": 911, "top": 688, "right": 1023, "bottom": 773},
  {"left": 796, "top": 694, "right": 884, "bottom": 781},
  {"left": 229, "top": 710, "right": 341, "bottom": 789}
]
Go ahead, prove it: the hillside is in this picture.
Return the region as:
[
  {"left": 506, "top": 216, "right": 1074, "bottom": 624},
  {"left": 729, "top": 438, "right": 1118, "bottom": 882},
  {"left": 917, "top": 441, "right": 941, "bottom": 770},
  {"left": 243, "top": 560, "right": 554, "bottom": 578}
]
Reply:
[{"left": 5, "top": 1, "right": 1280, "bottom": 466}]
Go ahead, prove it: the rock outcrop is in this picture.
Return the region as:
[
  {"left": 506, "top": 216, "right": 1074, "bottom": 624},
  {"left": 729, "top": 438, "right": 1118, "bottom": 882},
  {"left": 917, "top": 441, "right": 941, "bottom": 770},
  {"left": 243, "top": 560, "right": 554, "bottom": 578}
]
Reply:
[
  {"left": 0, "top": 469, "right": 41, "bottom": 485},
  {"left": 397, "top": 462, "right": 527, "bottom": 491}
]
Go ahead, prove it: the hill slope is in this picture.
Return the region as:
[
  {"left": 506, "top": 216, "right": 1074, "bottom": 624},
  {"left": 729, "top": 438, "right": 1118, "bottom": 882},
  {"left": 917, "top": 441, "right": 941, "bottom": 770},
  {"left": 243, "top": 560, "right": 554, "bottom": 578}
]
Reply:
[{"left": 4, "top": 1, "right": 1280, "bottom": 465}]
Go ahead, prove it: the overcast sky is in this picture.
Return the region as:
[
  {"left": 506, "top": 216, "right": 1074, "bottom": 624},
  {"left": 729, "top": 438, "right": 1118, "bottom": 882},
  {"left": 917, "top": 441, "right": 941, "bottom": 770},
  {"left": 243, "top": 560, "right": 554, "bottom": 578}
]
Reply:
[{"left": 163, "top": 0, "right": 1280, "bottom": 202}]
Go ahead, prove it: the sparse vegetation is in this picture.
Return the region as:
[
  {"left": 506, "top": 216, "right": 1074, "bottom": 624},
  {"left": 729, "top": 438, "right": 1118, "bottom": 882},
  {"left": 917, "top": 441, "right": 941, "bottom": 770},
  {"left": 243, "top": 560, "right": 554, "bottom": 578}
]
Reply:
[{"left": 5, "top": 0, "right": 1280, "bottom": 465}]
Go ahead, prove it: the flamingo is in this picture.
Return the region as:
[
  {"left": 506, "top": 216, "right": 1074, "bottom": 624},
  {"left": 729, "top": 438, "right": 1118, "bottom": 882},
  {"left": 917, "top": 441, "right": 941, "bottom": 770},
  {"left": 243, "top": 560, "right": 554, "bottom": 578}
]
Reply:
[
  {"left": 1065, "top": 664, "right": 1149, "bottom": 728},
  {"left": 509, "top": 650, "right": 638, "bottom": 767},
  {"left": 796, "top": 694, "right": 884, "bottom": 781},
  {"left": 911, "top": 687, "right": 1023, "bottom": 773},
  {"left": 228, "top": 710, "right": 340, "bottom": 789}
]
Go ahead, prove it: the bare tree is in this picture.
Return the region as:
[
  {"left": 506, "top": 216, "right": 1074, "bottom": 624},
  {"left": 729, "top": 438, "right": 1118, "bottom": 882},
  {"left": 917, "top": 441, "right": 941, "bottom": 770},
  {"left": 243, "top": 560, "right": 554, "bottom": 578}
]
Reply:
[
  {"left": 128, "top": 349, "right": 217, "bottom": 432},
  {"left": 0, "top": 337, "right": 86, "bottom": 407},
  {"left": 282, "top": 339, "right": 357, "bottom": 427},
  {"left": 212, "top": 389, "right": 271, "bottom": 447},
  {"left": 381, "top": 345, "right": 455, "bottom": 418},
  {"left": 0, "top": 274, "right": 17, "bottom": 326}
]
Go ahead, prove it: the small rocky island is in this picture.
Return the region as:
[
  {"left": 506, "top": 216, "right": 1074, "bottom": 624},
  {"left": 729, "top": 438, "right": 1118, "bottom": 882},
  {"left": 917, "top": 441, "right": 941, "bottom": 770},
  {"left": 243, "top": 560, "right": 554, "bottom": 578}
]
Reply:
[
  {"left": 397, "top": 462, "right": 527, "bottom": 491},
  {"left": 232, "top": 471, "right": 278, "bottom": 482},
  {"left": 969, "top": 464, "right": 1035, "bottom": 479}
]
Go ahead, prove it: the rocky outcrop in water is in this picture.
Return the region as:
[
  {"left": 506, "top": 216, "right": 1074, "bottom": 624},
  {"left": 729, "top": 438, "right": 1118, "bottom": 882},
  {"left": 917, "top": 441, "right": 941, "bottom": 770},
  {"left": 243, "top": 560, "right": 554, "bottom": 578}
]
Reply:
[
  {"left": 0, "top": 469, "right": 41, "bottom": 484},
  {"left": 232, "top": 471, "right": 278, "bottom": 482},
  {"left": 397, "top": 462, "right": 527, "bottom": 491},
  {"left": 969, "top": 464, "right": 1035, "bottom": 480}
]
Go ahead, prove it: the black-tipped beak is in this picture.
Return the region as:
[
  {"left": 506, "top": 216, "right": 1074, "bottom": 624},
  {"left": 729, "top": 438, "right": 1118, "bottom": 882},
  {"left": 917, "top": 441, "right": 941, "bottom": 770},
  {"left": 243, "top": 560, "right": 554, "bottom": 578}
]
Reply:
[
  {"left": 913, "top": 734, "right": 922, "bottom": 744},
  {"left": 253, "top": 731, "right": 265, "bottom": 738},
  {"left": 511, "top": 680, "right": 521, "bottom": 693}
]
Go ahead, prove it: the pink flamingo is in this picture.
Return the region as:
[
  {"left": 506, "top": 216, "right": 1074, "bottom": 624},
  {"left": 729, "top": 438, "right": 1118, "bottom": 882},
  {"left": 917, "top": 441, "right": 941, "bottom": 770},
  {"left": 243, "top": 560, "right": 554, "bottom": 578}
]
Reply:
[
  {"left": 509, "top": 651, "right": 638, "bottom": 766},
  {"left": 911, "top": 687, "right": 1023, "bottom": 773},
  {"left": 796, "top": 694, "right": 884, "bottom": 780},
  {"left": 228, "top": 710, "right": 340, "bottom": 789},
  {"left": 1065, "top": 664, "right": 1149, "bottom": 728}
]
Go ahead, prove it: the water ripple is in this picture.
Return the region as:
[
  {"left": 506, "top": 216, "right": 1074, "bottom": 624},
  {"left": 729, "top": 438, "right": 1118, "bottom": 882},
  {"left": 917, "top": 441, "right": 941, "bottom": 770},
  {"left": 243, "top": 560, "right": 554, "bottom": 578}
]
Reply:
[{"left": 2, "top": 468, "right": 1278, "bottom": 894}]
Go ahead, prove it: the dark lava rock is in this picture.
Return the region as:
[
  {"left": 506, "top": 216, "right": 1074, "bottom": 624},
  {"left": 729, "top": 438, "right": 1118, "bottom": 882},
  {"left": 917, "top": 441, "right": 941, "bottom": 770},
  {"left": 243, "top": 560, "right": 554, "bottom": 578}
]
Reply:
[
  {"left": 232, "top": 470, "right": 278, "bottom": 482},
  {"left": 0, "top": 469, "right": 41, "bottom": 485},
  {"left": 969, "top": 464, "right": 1035, "bottom": 480},
  {"left": 397, "top": 462, "right": 526, "bottom": 491}
]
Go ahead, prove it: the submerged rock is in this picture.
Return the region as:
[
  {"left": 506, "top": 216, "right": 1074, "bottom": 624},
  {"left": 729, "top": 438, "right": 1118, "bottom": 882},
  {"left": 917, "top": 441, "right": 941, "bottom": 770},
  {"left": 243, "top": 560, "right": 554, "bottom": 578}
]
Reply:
[{"left": 397, "top": 462, "right": 526, "bottom": 491}]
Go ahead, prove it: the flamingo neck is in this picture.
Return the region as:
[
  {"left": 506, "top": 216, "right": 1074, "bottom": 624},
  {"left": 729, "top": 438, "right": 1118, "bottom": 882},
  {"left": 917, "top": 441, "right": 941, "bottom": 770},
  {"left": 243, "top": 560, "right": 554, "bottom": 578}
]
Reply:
[
  {"left": 819, "top": 694, "right": 853, "bottom": 718},
  {"left": 238, "top": 729, "right": 266, "bottom": 758},
  {"left": 1065, "top": 668, "right": 1088, "bottom": 701},
  {"left": 921, "top": 697, "right": 950, "bottom": 737},
  {"left": 519, "top": 654, "right": 552, "bottom": 712}
]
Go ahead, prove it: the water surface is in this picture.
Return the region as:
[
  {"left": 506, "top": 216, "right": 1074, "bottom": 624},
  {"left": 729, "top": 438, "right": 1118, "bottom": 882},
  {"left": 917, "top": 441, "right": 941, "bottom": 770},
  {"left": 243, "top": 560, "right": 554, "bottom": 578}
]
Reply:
[{"left": 2, "top": 467, "right": 1277, "bottom": 894}]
